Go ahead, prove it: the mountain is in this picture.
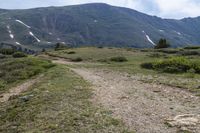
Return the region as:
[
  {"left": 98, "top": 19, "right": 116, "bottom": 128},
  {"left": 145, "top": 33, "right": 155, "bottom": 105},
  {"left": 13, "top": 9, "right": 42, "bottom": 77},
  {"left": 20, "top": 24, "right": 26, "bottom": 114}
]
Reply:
[{"left": 0, "top": 3, "right": 200, "bottom": 50}]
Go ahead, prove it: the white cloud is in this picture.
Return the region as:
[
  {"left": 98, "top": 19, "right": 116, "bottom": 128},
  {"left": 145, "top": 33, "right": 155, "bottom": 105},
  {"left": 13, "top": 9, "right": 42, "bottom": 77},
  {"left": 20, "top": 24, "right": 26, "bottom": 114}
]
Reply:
[
  {"left": 155, "top": 0, "right": 200, "bottom": 18},
  {"left": 1, "top": 0, "right": 200, "bottom": 19}
]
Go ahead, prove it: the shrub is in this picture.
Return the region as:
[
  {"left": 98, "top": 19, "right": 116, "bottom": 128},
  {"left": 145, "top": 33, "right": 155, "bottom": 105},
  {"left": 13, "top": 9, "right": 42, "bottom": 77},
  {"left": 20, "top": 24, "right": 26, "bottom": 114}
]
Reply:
[
  {"left": 67, "top": 51, "right": 76, "bottom": 54},
  {"left": 141, "top": 57, "right": 200, "bottom": 74},
  {"left": 184, "top": 46, "right": 200, "bottom": 49},
  {"left": 148, "top": 53, "right": 167, "bottom": 58},
  {"left": 154, "top": 38, "right": 170, "bottom": 49},
  {"left": 0, "top": 48, "right": 15, "bottom": 55},
  {"left": 12, "top": 52, "right": 27, "bottom": 58},
  {"left": 71, "top": 57, "right": 83, "bottom": 62},
  {"left": 110, "top": 56, "right": 128, "bottom": 62},
  {"left": 0, "top": 54, "right": 6, "bottom": 59},
  {"left": 141, "top": 62, "right": 153, "bottom": 69},
  {"left": 156, "top": 49, "right": 179, "bottom": 54},
  {"left": 179, "top": 51, "right": 200, "bottom": 56}
]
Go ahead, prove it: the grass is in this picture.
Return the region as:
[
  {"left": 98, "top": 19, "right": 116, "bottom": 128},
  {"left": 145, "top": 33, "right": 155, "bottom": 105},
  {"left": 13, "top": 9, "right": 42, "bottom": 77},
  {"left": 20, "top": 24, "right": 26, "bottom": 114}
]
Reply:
[
  {"left": 0, "top": 65, "right": 132, "bottom": 133},
  {"left": 47, "top": 47, "right": 200, "bottom": 95},
  {"left": 0, "top": 56, "right": 55, "bottom": 94}
]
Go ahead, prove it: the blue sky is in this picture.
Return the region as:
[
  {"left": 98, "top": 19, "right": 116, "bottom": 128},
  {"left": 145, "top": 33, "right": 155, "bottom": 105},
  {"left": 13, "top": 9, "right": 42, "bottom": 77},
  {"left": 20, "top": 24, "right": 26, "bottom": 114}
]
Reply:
[{"left": 1, "top": 0, "right": 200, "bottom": 19}]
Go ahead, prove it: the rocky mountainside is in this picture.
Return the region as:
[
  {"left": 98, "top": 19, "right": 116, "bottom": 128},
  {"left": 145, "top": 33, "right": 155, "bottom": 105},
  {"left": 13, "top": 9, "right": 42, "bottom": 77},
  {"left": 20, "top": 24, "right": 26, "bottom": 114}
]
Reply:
[{"left": 0, "top": 3, "right": 200, "bottom": 50}]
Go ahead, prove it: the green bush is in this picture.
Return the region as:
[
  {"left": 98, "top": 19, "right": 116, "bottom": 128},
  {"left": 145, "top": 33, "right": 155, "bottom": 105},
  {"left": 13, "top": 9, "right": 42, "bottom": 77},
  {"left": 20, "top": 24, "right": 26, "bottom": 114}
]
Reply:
[
  {"left": 179, "top": 51, "right": 200, "bottom": 56},
  {"left": 67, "top": 51, "right": 76, "bottom": 54},
  {"left": 12, "top": 52, "right": 27, "bottom": 58},
  {"left": 141, "top": 57, "right": 200, "bottom": 74},
  {"left": 141, "top": 62, "right": 153, "bottom": 69},
  {"left": 156, "top": 49, "right": 179, "bottom": 54},
  {"left": 71, "top": 57, "right": 83, "bottom": 62},
  {"left": 184, "top": 46, "right": 200, "bottom": 49},
  {"left": 110, "top": 56, "right": 128, "bottom": 62},
  {"left": 0, "top": 48, "right": 15, "bottom": 55}
]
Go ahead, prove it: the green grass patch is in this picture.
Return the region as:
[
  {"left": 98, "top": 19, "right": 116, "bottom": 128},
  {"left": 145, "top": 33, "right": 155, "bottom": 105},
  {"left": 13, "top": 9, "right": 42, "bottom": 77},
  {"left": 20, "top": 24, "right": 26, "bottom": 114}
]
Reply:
[
  {"left": 0, "top": 65, "right": 132, "bottom": 133},
  {"left": 0, "top": 56, "right": 55, "bottom": 94}
]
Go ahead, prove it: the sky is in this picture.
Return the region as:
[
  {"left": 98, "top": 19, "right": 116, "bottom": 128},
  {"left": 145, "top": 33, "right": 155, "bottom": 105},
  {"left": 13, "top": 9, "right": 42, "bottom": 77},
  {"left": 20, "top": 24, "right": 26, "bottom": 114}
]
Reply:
[{"left": 1, "top": 0, "right": 200, "bottom": 19}]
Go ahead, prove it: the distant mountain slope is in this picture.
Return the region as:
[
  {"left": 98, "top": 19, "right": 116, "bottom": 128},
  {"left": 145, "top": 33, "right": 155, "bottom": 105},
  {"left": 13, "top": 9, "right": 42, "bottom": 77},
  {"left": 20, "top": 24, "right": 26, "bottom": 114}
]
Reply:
[{"left": 0, "top": 3, "right": 200, "bottom": 50}]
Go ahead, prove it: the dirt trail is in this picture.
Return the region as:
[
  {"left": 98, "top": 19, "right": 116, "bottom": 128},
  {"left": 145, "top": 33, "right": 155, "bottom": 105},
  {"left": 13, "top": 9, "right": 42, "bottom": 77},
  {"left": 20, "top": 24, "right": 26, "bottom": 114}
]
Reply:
[
  {"left": 0, "top": 75, "right": 43, "bottom": 103},
  {"left": 53, "top": 59, "right": 200, "bottom": 133}
]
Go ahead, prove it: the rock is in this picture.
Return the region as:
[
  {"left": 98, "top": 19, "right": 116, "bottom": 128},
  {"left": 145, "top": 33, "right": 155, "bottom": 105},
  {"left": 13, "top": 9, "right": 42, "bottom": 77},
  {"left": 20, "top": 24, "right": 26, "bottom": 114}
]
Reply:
[
  {"left": 19, "top": 94, "right": 34, "bottom": 102},
  {"left": 166, "top": 114, "right": 200, "bottom": 127}
]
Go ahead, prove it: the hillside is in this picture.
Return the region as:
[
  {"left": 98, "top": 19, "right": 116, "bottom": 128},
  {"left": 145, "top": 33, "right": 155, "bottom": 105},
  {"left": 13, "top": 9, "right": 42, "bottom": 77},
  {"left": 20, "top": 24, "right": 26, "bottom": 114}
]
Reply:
[{"left": 0, "top": 3, "right": 200, "bottom": 50}]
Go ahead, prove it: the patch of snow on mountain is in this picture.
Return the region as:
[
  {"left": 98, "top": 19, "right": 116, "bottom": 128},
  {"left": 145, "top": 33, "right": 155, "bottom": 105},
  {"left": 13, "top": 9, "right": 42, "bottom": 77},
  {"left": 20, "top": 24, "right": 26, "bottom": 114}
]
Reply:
[
  {"left": 7, "top": 25, "right": 14, "bottom": 39},
  {"left": 94, "top": 20, "right": 98, "bottom": 23},
  {"left": 29, "top": 31, "right": 41, "bottom": 42},
  {"left": 10, "top": 34, "right": 14, "bottom": 39},
  {"left": 15, "top": 20, "right": 31, "bottom": 28},
  {"left": 48, "top": 32, "right": 52, "bottom": 35},
  {"left": 159, "top": 30, "right": 164, "bottom": 32},
  {"left": 174, "top": 31, "right": 181, "bottom": 35},
  {"left": 16, "top": 42, "right": 22, "bottom": 45},
  {"left": 57, "top": 38, "right": 61, "bottom": 41},
  {"left": 142, "top": 31, "right": 156, "bottom": 46}
]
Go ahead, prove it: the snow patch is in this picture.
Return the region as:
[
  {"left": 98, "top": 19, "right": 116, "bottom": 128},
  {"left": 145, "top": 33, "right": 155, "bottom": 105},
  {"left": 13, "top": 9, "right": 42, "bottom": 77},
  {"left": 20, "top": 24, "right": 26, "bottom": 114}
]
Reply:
[
  {"left": 16, "top": 42, "right": 22, "bottom": 45},
  {"left": 174, "top": 31, "right": 181, "bottom": 35},
  {"left": 15, "top": 20, "right": 31, "bottom": 28},
  {"left": 142, "top": 31, "right": 156, "bottom": 46},
  {"left": 94, "top": 20, "right": 98, "bottom": 23},
  {"left": 10, "top": 34, "right": 14, "bottom": 39},
  {"left": 48, "top": 32, "right": 53, "bottom": 35},
  {"left": 159, "top": 29, "right": 164, "bottom": 32},
  {"left": 7, "top": 25, "right": 14, "bottom": 39},
  {"left": 57, "top": 38, "right": 61, "bottom": 41},
  {"left": 29, "top": 31, "right": 41, "bottom": 42}
]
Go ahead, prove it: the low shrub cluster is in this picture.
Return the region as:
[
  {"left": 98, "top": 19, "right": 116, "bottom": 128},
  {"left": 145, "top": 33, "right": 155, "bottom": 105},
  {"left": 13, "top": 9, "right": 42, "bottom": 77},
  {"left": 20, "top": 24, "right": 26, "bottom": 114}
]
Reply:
[
  {"left": 0, "top": 48, "right": 15, "bottom": 55},
  {"left": 71, "top": 57, "right": 83, "bottom": 62},
  {"left": 141, "top": 57, "right": 200, "bottom": 74},
  {"left": 12, "top": 52, "right": 27, "bottom": 58},
  {"left": 67, "top": 51, "right": 76, "bottom": 54},
  {"left": 156, "top": 49, "right": 179, "bottom": 54},
  {"left": 184, "top": 46, "right": 200, "bottom": 49},
  {"left": 110, "top": 56, "right": 128, "bottom": 62},
  {"left": 0, "top": 57, "right": 55, "bottom": 92},
  {"left": 179, "top": 51, "right": 200, "bottom": 56}
]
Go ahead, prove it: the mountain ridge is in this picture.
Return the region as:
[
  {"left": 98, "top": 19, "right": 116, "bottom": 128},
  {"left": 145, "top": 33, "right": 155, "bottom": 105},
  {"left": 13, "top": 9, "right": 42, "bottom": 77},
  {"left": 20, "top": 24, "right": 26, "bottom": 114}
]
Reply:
[{"left": 0, "top": 3, "right": 200, "bottom": 50}]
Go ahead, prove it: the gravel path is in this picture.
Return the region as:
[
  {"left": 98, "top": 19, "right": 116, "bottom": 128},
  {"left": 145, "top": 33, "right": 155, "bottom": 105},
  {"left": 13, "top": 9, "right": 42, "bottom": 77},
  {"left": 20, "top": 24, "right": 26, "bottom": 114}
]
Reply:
[{"left": 71, "top": 68, "right": 200, "bottom": 133}]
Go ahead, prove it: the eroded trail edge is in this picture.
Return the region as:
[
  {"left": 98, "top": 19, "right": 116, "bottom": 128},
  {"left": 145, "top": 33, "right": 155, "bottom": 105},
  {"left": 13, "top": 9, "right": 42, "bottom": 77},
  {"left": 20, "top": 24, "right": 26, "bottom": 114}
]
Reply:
[
  {"left": 71, "top": 68, "right": 200, "bottom": 133},
  {"left": 0, "top": 75, "right": 43, "bottom": 103}
]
